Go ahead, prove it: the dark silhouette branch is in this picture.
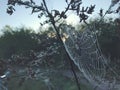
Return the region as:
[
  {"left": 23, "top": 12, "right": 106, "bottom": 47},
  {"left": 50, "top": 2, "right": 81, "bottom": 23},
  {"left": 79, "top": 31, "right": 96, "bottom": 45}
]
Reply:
[{"left": 42, "top": 0, "right": 81, "bottom": 90}]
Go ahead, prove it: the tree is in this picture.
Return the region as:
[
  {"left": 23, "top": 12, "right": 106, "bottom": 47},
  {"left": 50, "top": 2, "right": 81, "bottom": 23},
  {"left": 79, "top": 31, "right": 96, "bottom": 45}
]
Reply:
[
  {"left": 97, "top": 18, "right": 120, "bottom": 60},
  {"left": 79, "top": 18, "right": 120, "bottom": 60},
  {"left": 0, "top": 26, "right": 38, "bottom": 59},
  {"left": 0, "top": 25, "right": 75, "bottom": 90}
]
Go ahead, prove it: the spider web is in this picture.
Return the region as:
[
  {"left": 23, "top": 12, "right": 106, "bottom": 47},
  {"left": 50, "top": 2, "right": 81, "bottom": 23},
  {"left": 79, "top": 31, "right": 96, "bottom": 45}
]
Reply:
[
  {"left": 0, "top": 78, "right": 8, "bottom": 90},
  {"left": 59, "top": 24, "right": 120, "bottom": 89}
]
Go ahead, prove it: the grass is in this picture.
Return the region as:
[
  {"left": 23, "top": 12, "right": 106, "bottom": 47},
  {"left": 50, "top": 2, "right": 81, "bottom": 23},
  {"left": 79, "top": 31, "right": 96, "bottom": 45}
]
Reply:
[{"left": 7, "top": 72, "right": 93, "bottom": 90}]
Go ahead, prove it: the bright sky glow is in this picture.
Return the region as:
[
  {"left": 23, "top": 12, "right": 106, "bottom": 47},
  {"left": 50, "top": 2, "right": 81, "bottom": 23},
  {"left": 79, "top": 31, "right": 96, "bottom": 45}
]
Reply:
[{"left": 0, "top": 0, "right": 115, "bottom": 31}]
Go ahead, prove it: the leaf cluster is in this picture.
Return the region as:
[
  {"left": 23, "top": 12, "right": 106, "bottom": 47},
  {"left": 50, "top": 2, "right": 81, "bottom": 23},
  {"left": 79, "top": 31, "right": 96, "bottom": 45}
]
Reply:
[{"left": 6, "top": 0, "right": 97, "bottom": 26}]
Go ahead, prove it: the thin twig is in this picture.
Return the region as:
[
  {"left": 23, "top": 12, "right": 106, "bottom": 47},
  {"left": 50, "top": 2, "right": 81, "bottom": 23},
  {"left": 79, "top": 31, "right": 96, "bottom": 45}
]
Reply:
[{"left": 42, "top": 0, "right": 81, "bottom": 90}]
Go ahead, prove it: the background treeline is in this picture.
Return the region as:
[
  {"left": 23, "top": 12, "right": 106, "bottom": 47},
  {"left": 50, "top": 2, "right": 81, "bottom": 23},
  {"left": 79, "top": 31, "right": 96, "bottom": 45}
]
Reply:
[
  {"left": 0, "top": 18, "right": 120, "bottom": 90},
  {"left": 0, "top": 18, "right": 120, "bottom": 72},
  {"left": 0, "top": 18, "right": 120, "bottom": 61},
  {"left": 0, "top": 25, "right": 69, "bottom": 68}
]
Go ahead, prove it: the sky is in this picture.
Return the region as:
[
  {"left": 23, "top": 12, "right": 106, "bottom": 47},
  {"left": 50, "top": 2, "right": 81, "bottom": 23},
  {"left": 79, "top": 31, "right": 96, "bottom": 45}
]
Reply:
[{"left": 0, "top": 0, "right": 114, "bottom": 31}]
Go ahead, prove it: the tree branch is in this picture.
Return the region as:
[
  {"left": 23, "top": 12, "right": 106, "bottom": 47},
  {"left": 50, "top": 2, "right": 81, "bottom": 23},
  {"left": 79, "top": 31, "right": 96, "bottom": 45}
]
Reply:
[{"left": 42, "top": 0, "right": 81, "bottom": 90}]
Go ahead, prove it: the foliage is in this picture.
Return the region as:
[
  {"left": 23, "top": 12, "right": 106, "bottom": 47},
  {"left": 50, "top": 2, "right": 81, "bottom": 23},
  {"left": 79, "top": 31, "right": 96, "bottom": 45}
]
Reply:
[
  {"left": 1, "top": 0, "right": 120, "bottom": 90},
  {"left": 0, "top": 25, "right": 70, "bottom": 71},
  {"left": 93, "top": 18, "right": 120, "bottom": 60},
  {"left": 0, "top": 24, "right": 85, "bottom": 90},
  {"left": 0, "top": 26, "right": 38, "bottom": 59},
  {"left": 6, "top": 0, "right": 97, "bottom": 24},
  {"left": 78, "top": 17, "right": 120, "bottom": 73},
  {"left": 7, "top": 73, "right": 92, "bottom": 90},
  {"left": 0, "top": 17, "right": 120, "bottom": 89}
]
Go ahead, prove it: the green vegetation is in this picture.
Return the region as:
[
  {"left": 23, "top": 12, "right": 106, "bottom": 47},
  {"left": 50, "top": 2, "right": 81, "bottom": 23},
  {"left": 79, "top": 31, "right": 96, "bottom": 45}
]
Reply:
[
  {"left": 0, "top": 18, "right": 120, "bottom": 90},
  {"left": 0, "top": 26, "right": 38, "bottom": 59},
  {"left": 7, "top": 72, "right": 93, "bottom": 90},
  {"left": 94, "top": 18, "right": 120, "bottom": 60}
]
